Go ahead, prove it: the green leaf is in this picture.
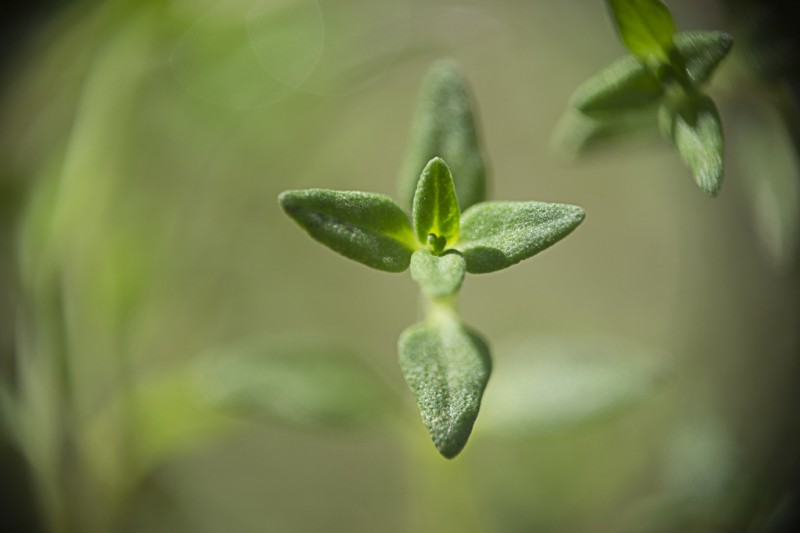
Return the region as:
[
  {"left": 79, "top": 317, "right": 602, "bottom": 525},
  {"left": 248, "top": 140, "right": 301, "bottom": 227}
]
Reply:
[
  {"left": 412, "top": 158, "right": 461, "bottom": 247},
  {"left": 410, "top": 249, "right": 466, "bottom": 300},
  {"left": 399, "top": 59, "right": 488, "bottom": 211},
  {"left": 480, "top": 336, "right": 667, "bottom": 436},
  {"left": 200, "top": 338, "right": 394, "bottom": 426},
  {"left": 456, "top": 201, "right": 585, "bottom": 274},
  {"left": 673, "top": 31, "right": 733, "bottom": 86},
  {"left": 608, "top": 0, "right": 676, "bottom": 61},
  {"left": 398, "top": 319, "right": 491, "bottom": 458},
  {"left": 732, "top": 99, "right": 800, "bottom": 271},
  {"left": 85, "top": 365, "right": 236, "bottom": 488},
  {"left": 551, "top": 107, "right": 660, "bottom": 158},
  {"left": 570, "top": 55, "right": 663, "bottom": 116},
  {"left": 279, "top": 189, "right": 416, "bottom": 272},
  {"left": 85, "top": 336, "right": 393, "bottom": 487},
  {"left": 659, "top": 94, "right": 724, "bottom": 197}
]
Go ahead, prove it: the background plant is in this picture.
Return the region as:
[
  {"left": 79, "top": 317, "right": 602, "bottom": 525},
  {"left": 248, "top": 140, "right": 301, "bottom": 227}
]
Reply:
[{"left": 554, "top": 0, "right": 733, "bottom": 197}]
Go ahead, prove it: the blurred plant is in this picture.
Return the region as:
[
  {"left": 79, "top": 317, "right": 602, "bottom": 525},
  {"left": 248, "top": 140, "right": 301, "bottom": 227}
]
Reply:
[
  {"left": 3, "top": 1, "right": 788, "bottom": 531},
  {"left": 279, "top": 61, "right": 585, "bottom": 458},
  {"left": 554, "top": 0, "right": 733, "bottom": 197}
]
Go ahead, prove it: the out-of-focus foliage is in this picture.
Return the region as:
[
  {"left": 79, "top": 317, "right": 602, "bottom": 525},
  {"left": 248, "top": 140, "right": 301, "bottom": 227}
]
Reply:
[
  {"left": 555, "top": 0, "right": 733, "bottom": 196},
  {"left": 0, "top": 0, "right": 798, "bottom": 532},
  {"left": 729, "top": 99, "right": 800, "bottom": 271},
  {"left": 480, "top": 335, "right": 667, "bottom": 436},
  {"left": 398, "top": 59, "right": 488, "bottom": 211}
]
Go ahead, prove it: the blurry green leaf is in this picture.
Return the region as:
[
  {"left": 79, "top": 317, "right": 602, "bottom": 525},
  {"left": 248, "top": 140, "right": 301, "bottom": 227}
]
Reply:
[
  {"left": 608, "top": 0, "right": 676, "bottom": 61},
  {"left": 480, "top": 336, "right": 667, "bottom": 436},
  {"left": 85, "top": 337, "right": 393, "bottom": 487},
  {"left": 399, "top": 59, "right": 488, "bottom": 211},
  {"left": 279, "top": 189, "right": 416, "bottom": 272},
  {"left": 456, "top": 201, "right": 585, "bottom": 274},
  {"left": 551, "top": 107, "right": 660, "bottom": 158},
  {"left": 659, "top": 94, "right": 724, "bottom": 196},
  {"left": 673, "top": 31, "right": 734, "bottom": 86},
  {"left": 201, "top": 339, "right": 394, "bottom": 427},
  {"left": 84, "top": 366, "right": 235, "bottom": 490},
  {"left": 662, "top": 417, "right": 738, "bottom": 501},
  {"left": 731, "top": 100, "right": 800, "bottom": 271},
  {"left": 570, "top": 55, "right": 663, "bottom": 116},
  {"left": 412, "top": 158, "right": 461, "bottom": 247},
  {"left": 622, "top": 416, "right": 740, "bottom": 531},
  {"left": 398, "top": 319, "right": 491, "bottom": 458},
  {"left": 410, "top": 249, "right": 466, "bottom": 300}
]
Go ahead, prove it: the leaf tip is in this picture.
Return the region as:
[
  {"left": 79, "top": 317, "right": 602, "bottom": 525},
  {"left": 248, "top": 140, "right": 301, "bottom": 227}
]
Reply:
[
  {"left": 277, "top": 189, "right": 301, "bottom": 216},
  {"left": 277, "top": 189, "right": 292, "bottom": 207},
  {"left": 697, "top": 167, "right": 724, "bottom": 198},
  {"left": 569, "top": 204, "right": 587, "bottom": 225},
  {"left": 427, "top": 402, "right": 482, "bottom": 459},
  {"left": 718, "top": 31, "right": 734, "bottom": 52},
  {"left": 435, "top": 436, "right": 468, "bottom": 459},
  {"left": 425, "top": 156, "right": 448, "bottom": 171}
]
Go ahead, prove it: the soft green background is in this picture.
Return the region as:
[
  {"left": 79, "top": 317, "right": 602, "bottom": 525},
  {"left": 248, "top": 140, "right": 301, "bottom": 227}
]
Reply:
[{"left": 1, "top": 0, "right": 797, "bottom": 532}]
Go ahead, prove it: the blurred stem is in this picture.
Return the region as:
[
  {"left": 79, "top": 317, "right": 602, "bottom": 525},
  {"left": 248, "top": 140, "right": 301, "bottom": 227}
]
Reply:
[
  {"left": 13, "top": 2, "right": 161, "bottom": 531},
  {"left": 404, "top": 425, "right": 487, "bottom": 532},
  {"left": 424, "top": 296, "right": 460, "bottom": 325}
]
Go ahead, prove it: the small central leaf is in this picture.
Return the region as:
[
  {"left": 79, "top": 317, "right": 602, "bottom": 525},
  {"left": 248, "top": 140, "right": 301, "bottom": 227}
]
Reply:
[
  {"left": 608, "top": 0, "right": 676, "bottom": 61},
  {"left": 426, "top": 233, "right": 447, "bottom": 254},
  {"left": 412, "top": 157, "right": 461, "bottom": 246},
  {"left": 410, "top": 249, "right": 466, "bottom": 300},
  {"left": 398, "top": 318, "right": 491, "bottom": 458}
]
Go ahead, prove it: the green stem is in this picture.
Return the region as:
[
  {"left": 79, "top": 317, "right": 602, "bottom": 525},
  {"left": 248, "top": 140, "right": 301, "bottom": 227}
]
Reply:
[
  {"left": 403, "top": 424, "right": 488, "bottom": 532},
  {"left": 423, "top": 295, "right": 460, "bottom": 326}
]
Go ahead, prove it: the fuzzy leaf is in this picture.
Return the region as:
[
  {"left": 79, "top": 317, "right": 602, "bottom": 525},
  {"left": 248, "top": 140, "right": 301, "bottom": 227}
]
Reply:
[
  {"left": 398, "top": 319, "right": 491, "bottom": 458},
  {"left": 399, "top": 59, "right": 488, "bottom": 211},
  {"left": 673, "top": 31, "right": 733, "bottom": 86},
  {"left": 412, "top": 158, "right": 461, "bottom": 246},
  {"left": 608, "top": 0, "right": 676, "bottom": 61},
  {"left": 410, "top": 249, "right": 466, "bottom": 300},
  {"left": 570, "top": 55, "right": 663, "bottom": 116},
  {"left": 279, "top": 189, "right": 416, "bottom": 272},
  {"left": 456, "top": 201, "right": 585, "bottom": 274},
  {"left": 659, "top": 95, "right": 724, "bottom": 197}
]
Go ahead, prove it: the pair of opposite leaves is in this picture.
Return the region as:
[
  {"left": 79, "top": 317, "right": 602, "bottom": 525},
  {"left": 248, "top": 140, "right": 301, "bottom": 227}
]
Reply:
[
  {"left": 563, "top": 0, "right": 733, "bottom": 196},
  {"left": 280, "top": 158, "right": 584, "bottom": 458}
]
